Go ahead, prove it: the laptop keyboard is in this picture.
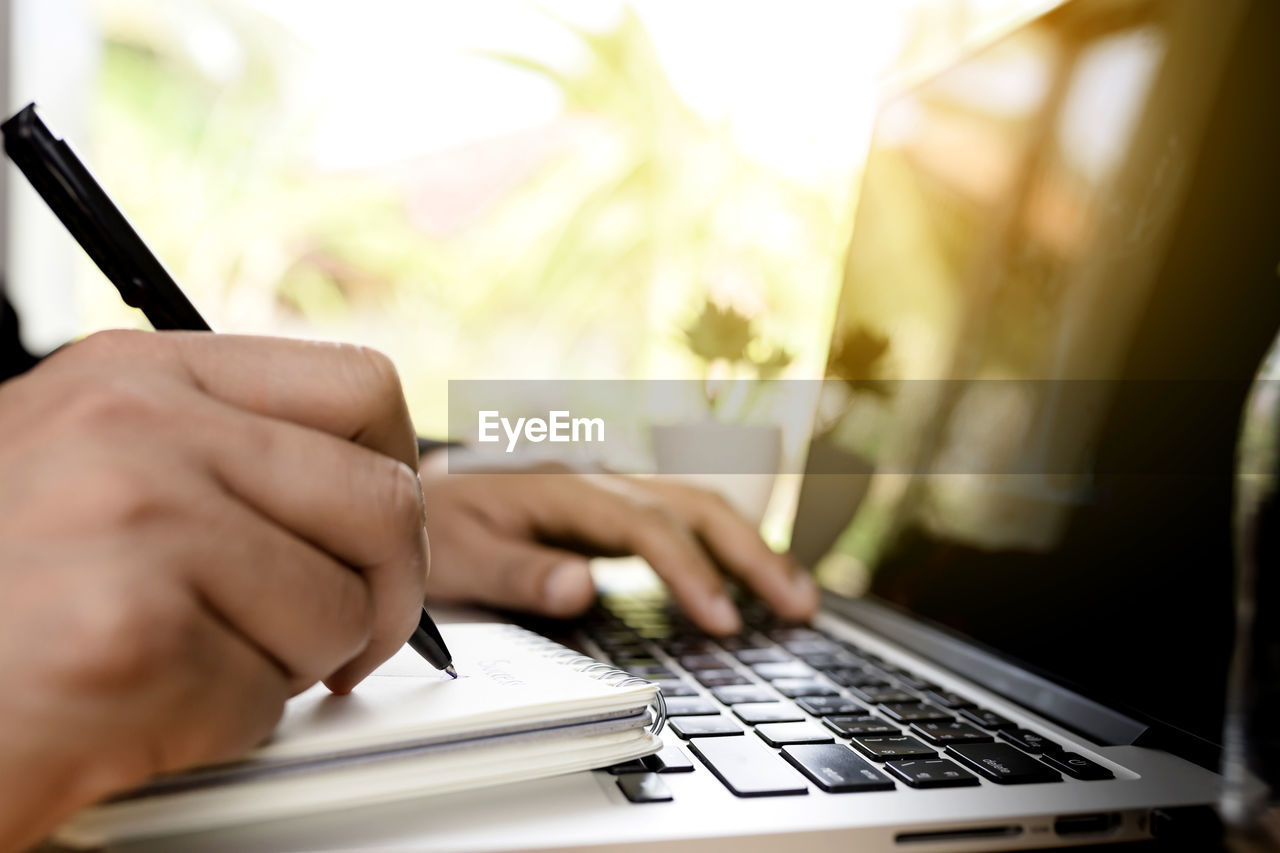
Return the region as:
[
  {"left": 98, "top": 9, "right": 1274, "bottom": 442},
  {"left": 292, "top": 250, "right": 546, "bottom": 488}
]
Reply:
[{"left": 568, "top": 591, "right": 1117, "bottom": 802}]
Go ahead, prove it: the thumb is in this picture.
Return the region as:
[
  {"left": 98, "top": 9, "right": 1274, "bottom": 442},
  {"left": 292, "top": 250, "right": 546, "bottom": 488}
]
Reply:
[{"left": 428, "top": 521, "right": 595, "bottom": 618}]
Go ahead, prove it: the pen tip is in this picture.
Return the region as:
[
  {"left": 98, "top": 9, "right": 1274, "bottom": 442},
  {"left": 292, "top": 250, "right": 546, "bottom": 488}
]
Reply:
[{"left": 445, "top": 665, "right": 458, "bottom": 680}]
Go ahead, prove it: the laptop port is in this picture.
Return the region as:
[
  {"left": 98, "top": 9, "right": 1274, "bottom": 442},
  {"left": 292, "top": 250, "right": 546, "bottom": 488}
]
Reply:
[{"left": 1054, "top": 813, "right": 1120, "bottom": 837}]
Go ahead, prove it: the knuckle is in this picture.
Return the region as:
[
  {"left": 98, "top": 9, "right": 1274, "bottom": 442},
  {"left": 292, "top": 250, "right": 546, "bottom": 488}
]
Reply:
[
  {"left": 74, "top": 464, "right": 171, "bottom": 531},
  {"left": 65, "top": 376, "right": 164, "bottom": 431},
  {"left": 352, "top": 345, "right": 404, "bottom": 402},
  {"left": 70, "top": 584, "right": 199, "bottom": 690},
  {"left": 380, "top": 459, "right": 426, "bottom": 529}
]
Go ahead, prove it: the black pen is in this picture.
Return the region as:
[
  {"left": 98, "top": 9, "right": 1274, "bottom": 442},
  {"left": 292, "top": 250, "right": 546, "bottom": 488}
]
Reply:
[{"left": 2, "top": 102, "right": 457, "bottom": 680}]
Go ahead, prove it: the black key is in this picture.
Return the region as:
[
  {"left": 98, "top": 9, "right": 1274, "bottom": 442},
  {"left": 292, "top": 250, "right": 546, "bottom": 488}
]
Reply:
[
  {"left": 627, "top": 665, "right": 676, "bottom": 679},
  {"left": 823, "top": 668, "right": 888, "bottom": 689},
  {"left": 733, "top": 702, "right": 806, "bottom": 725},
  {"left": 958, "top": 707, "right": 1017, "bottom": 731},
  {"left": 717, "top": 634, "right": 771, "bottom": 651},
  {"left": 824, "top": 715, "right": 902, "bottom": 737},
  {"left": 693, "top": 669, "right": 749, "bottom": 688},
  {"left": 654, "top": 679, "right": 697, "bottom": 697},
  {"left": 921, "top": 690, "right": 975, "bottom": 709},
  {"left": 999, "top": 728, "right": 1065, "bottom": 755},
  {"left": 947, "top": 742, "right": 1063, "bottom": 784},
  {"left": 879, "top": 702, "right": 953, "bottom": 723},
  {"left": 797, "top": 696, "right": 864, "bottom": 717},
  {"left": 605, "top": 759, "right": 651, "bottom": 774},
  {"left": 895, "top": 673, "right": 940, "bottom": 692},
  {"left": 850, "top": 735, "right": 937, "bottom": 761},
  {"left": 883, "top": 757, "right": 979, "bottom": 789},
  {"left": 616, "top": 772, "right": 674, "bottom": 803},
  {"left": 910, "top": 721, "right": 993, "bottom": 745},
  {"left": 850, "top": 686, "right": 918, "bottom": 704},
  {"left": 780, "top": 638, "right": 840, "bottom": 656},
  {"left": 663, "top": 697, "right": 719, "bottom": 716},
  {"left": 712, "top": 684, "right": 776, "bottom": 705},
  {"left": 772, "top": 679, "right": 839, "bottom": 698},
  {"left": 755, "top": 722, "right": 835, "bottom": 747},
  {"left": 669, "top": 715, "right": 744, "bottom": 739},
  {"left": 662, "top": 638, "right": 717, "bottom": 656},
  {"left": 643, "top": 743, "right": 696, "bottom": 773},
  {"left": 797, "top": 651, "right": 860, "bottom": 669},
  {"left": 679, "top": 654, "right": 727, "bottom": 672},
  {"left": 1039, "top": 751, "right": 1115, "bottom": 780},
  {"left": 768, "top": 627, "right": 824, "bottom": 643},
  {"left": 751, "top": 661, "right": 815, "bottom": 680},
  {"left": 734, "top": 648, "right": 792, "bottom": 665},
  {"left": 689, "top": 737, "right": 809, "bottom": 797},
  {"left": 780, "top": 744, "right": 895, "bottom": 793}
]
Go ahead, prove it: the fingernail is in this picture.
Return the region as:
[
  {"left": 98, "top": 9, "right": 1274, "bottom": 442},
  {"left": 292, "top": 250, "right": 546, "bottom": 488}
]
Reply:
[
  {"left": 543, "top": 562, "right": 593, "bottom": 616},
  {"left": 705, "top": 595, "right": 741, "bottom": 635},
  {"left": 793, "top": 570, "right": 819, "bottom": 602}
]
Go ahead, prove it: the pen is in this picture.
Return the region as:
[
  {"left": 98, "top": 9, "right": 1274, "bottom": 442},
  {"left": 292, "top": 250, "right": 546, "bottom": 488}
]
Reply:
[{"left": 1, "top": 102, "right": 457, "bottom": 680}]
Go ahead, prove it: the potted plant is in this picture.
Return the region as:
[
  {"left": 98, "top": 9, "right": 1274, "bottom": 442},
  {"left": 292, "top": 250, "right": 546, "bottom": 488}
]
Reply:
[{"left": 651, "top": 298, "right": 794, "bottom": 522}]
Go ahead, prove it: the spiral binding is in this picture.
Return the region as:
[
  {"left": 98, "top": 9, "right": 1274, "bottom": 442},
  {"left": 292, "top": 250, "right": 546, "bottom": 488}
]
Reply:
[{"left": 502, "top": 625, "right": 667, "bottom": 736}]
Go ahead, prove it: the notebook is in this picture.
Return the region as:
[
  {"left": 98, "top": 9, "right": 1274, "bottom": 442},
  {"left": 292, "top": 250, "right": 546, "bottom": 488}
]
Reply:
[{"left": 55, "top": 623, "right": 664, "bottom": 847}]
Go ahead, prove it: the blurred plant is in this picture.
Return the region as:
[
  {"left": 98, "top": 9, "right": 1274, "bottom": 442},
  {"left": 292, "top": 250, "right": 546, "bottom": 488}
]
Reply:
[
  {"left": 679, "top": 296, "right": 793, "bottom": 417},
  {"left": 826, "top": 323, "right": 892, "bottom": 398}
]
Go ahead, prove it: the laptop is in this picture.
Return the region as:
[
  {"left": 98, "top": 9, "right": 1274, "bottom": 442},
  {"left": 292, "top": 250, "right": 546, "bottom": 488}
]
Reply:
[{"left": 110, "top": 0, "right": 1279, "bottom": 849}]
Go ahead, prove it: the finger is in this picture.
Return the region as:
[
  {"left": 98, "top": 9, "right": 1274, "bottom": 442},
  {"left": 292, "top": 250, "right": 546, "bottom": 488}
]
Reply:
[
  {"left": 182, "top": 390, "right": 428, "bottom": 692},
  {"left": 81, "top": 330, "right": 418, "bottom": 469},
  {"left": 637, "top": 479, "right": 819, "bottom": 622},
  {"left": 428, "top": 513, "right": 595, "bottom": 618},
  {"left": 173, "top": 487, "right": 374, "bottom": 693},
  {"left": 154, "top": 601, "right": 293, "bottom": 773},
  {"left": 515, "top": 475, "right": 743, "bottom": 635}
]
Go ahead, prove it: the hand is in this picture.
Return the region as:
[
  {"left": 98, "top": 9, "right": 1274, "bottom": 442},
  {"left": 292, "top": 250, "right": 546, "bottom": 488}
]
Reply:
[
  {"left": 418, "top": 455, "right": 818, "bottom": 635},
  {"left": 0, "top": 330, "right": 428, "bottom": 852}
]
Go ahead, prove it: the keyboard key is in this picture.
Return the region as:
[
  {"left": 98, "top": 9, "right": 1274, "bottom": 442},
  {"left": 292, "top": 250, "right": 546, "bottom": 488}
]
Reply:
[
  {"left": 679, "top": 654, "right": 728, "bottom": 672},
  {"left": 654, "top": 679, "right": 697, "bottom": 697},
  {"left": 627, "top": 665, "right": 676, "bottom": 679},
  {"left": 717, "top": 634, "right": 771, "bottom": 651},
  {"left": 616, "top": 772, "right": 674, "bottom": 803},
  {"left": 823, "top": 715, "right": 902, "bottom": 737},
  {"left": 921, "top": 690, "right": 976, "bottom": 709},
  {"left": 669, "top": 715, "right": 744, "bottom": 739},
  {"left": 712, "top": 684, "right": 776, "bottom": 705},
  {"left": 999, "top": 728, "right": 1065, "bottom": 755},
  {"left": 768, "top": 627, "right": 824, "bottom": 643},
  {"left": 693, "top": 669, "right": 750, "bottom": 688},
  {"left": 910, "top": 721, "right": 993, "bottom": 745},
  {"left": 850, "top": 686, "right": 918, "bottom": 704},
  {"left": 663, "top": 697, "right": 719, "bottom": 716},
  {"left": 879, "top": 702, "right": 953, "bottom": 723},
  {"left": 895, "top": 673, "right": 940, "bottom": 692},
  {"left": 823, "top": 668, "right": 889, "bottom": 689},
  {"left": 1039, "top": 751, "right": 1115, "bottom": 780},
  {"left": 755, "top": 722, "right": 835, "bottom": 747},
  {"left": 643, "top": 743, "right": 696, "bottom": 773},
  {"left": 733, "top": 702, "right": 806, "bottom": 725},
  {"left": 772, "top": 679, "right": 839, "bottom": 698},
  {"left": 947, "top": 743, "right": 1063, "bottom": 784},
  {"left": 958, "top": 707, "right": 1017, "bottom": 731},
  {"left": 780, "top": 744, "right": 896, "bottom": 793},
  {"left": 797, "top": 696, "right": 864, "bottom": 717},
  {"left": 780, "top": 638, "right": 841, "bottom": 656},
  {"left": 751, "top": 661, "right": 815, "bottom": 680},
  {"left": 689, "top": 737, "right": 809, "bottom": 797},
  {"left": 605, "top": 759, "right": 650, "bottom": 774},
  {"left": 734, "top": 648, "right": 792, "bottom": 665},
  {"left": 850, "top": 735, "right": 937, "bottom": 761},
  {"left": 883, "top": 758, "right": 980, "bottom": 789}
]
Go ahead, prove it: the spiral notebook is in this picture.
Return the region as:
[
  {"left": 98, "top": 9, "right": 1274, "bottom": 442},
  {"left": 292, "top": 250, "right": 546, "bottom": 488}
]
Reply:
[{"left": 55, "top": 623, "right": 665, "bottom": 847}]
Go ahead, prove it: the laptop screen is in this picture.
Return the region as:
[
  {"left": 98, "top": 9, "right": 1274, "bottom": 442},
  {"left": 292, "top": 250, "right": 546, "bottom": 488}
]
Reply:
[{"left": 793, "top": 0, "right": 1279, "bottom": 754}]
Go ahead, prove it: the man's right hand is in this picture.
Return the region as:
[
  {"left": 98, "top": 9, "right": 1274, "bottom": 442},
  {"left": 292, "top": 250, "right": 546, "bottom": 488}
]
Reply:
[{"left": 0, "top": 330, "right": 430, "bottom": 852}]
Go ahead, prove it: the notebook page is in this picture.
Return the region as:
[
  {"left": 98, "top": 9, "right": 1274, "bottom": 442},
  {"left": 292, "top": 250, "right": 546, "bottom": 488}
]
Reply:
[{"left": 252, "top": 622, "right": 656, "bottom": 762}]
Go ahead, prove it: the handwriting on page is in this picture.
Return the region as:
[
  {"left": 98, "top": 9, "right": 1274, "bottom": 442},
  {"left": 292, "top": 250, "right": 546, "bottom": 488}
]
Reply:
[{"left": 474, "top": 658, "right": 527, "bottom": 688}]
